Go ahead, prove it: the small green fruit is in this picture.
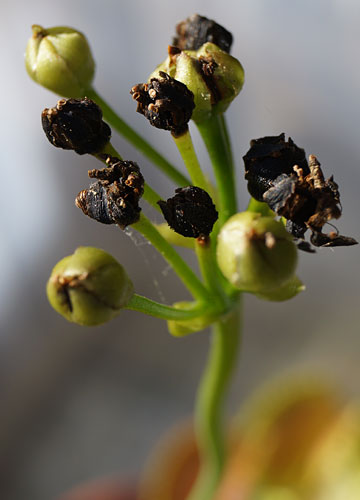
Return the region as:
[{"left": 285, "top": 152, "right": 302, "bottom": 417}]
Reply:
[
  {"left": 47, "top": 247, "right": 133, "bottom": 326},
  {"left": 217, "top": 212, "right": 298, "bottom": 294},
  {"left": 150, "top": 42, "right": 244, "bottom": 123},
  {"left": 25, "top": 25, "right": 95, "bottom": 97}
]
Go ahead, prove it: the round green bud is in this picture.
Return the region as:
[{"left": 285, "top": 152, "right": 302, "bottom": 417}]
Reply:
[
  {"left": 167, "top": 301, "right": 216, "bottom": 337},
  {"left": 25, "top": 25, "right": 95, "bottom": 97},
  {"left": 216, "top": 212, "right": 298, "bottom": 294},
  {"left": 46, "top": 247, "right": 133, "bottom": 326},
  {"left": 150, "top": 42, "right": 244, "bottom": 123}
]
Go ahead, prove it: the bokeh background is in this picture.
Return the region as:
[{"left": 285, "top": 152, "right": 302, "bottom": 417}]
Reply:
[{"left": 1, "top": 0, "right": 359, "bottom": 498}]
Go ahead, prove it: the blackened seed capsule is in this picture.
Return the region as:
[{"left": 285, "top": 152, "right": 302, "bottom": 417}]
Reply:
[
  {"left": 75, "top": 158, "right": 144, "bottom": 228},
  {"left": 41, "top": 98, "right": 111, "bottom": 155},
  {"left": 173, "top": 14, "right": 233, "bottom": 53},
  {"left": 158, "top": 186, "right": 218, "bottom": 238},
  {"left": 243, "top": 133, "right": 309, "bottom": 202},
  {"left": 75, "top": 182, "right": 113, "bottom": 225},
  {"left": 130, "top": 72, "right": 194, "bottom": 137}
]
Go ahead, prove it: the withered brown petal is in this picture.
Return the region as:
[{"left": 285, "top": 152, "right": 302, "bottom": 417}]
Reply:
[
  {"left": 310, "top": 231, "right": 358, "bottom": 248},
  {"left": 173, "top": 13, "right": 233, "bottom": 53}
]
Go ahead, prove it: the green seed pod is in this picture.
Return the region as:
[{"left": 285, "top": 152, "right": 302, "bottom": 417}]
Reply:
[
  {"left": 216, "top": 212, "right": 298, "bottom": 294},
  {"left": 47, "top": 247, "right": 134, "bottom": 326},
  {"left": 25, "top": 25, "right": 95, "bottom": 97},
  {"left": 150, "top": 42, "right": 244, "bottom": 123}
]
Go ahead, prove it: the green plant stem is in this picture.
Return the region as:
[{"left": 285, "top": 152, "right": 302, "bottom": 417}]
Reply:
[
  {"left": 127, "top": 294, "right": 208, "bottom": 320},
  {"left": 197, "top": 114, "right": 237, "bottom": 227},
  {"left": 218, "top": 114, "right": 235, "bottom": 175},
  {"left": 247, "top": 197, "right": 274, "bottom": 216},
  {"left": 173, "top": 130, "right": 209, "bottom": 190},
  {"left": 95, "top": 141, "right": 121, "bottom": 159},
  {"left": 187, "top": 300, "right": 242, "bottom": 500},
  {"left": 195, "top": 239, "right": 227, "bottom": 308},
  {"left": 85, "top": 87, "right": 190, "bottom": 186},
  {"left": 133, "top": 214, "right": 212, "bottom": 303},
  {"left": 143, "top": 184, "right": 163, "bottom": 213}
]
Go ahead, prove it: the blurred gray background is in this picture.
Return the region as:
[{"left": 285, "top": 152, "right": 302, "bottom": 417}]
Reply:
[{"left": 1, "top": 0, "right": 359, "bottom": 498}]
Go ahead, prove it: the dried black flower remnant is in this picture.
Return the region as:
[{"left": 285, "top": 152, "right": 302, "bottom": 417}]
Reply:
[
  {"left": 173, "top": 13, "right": 233, "bottom": 53},
  {"left": 42, "top": 98, "right": 111, "bottom": 155},
  {"left": 244, "top": 135, "right": 357, "bottom": 249},
  {"left": 243, "top": 133, "right": 309, "bottom": 202},
  {"left": 158, "top": 186, "right": 218, "bottom": 238},
  {"left": 263, "top": 155, "right": 358, "bottom": 247},
  {"left": 130, "top": 72, "right": 194, "bottom": 137},
  {"left": 75, "top": 156, "right": 144, "bottom": 228}
]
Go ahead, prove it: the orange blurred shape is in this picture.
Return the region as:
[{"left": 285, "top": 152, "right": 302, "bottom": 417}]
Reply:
[{"left": 57, "top": 478, "right": 137, "bottom": 500}]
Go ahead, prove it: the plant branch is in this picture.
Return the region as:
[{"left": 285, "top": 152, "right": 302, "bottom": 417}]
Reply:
[
  {"left": 85, "top": 87, "right": 190, "bottom": 186},
  {"left": 133, "top": 214, "right": 212, "bottom": 303},
  {"left": 173, "top": 130, "right": 209, "bottom": 190},
  {"left": 197, "top": 114, "right": 237, "bottom": 227},
  {"left": 127, "top": 294, "right": 208, "bottom": 320}
]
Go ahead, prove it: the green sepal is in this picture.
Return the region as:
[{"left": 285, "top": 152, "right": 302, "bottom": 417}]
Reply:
[{"left": 254, "top": 276, "right": 305, "bottom": 302}]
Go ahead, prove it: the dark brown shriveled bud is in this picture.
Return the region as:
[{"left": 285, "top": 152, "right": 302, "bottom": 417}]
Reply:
[
  {"left": 130, "top": 72, "right": 194, "bottom": 137},
  {"left": 75, "top": 156, "right": 144, "bottom": 228},
  {"left": 42, "top": 98, "right": 111, "bottom": 155},
  {"left": 173, "top": 13, "right": 233, "bottom": 53},
  {"left": 158, "top": 186, "right": 218, "bottom": 238}
]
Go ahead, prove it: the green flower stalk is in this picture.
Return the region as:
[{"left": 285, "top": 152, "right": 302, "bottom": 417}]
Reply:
[
  {"left": 47, "top": 247, "right": 134, "bottom": 326},
  {"left": 25, "top": 25, "right": 95, "bottom": 97}
]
